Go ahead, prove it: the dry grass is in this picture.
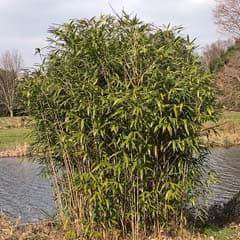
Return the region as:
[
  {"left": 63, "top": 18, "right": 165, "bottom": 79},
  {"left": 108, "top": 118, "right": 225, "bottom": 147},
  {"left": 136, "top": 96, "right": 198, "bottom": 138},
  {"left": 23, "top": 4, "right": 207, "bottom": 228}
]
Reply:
[
  {"left": 0, "top": 214, "right": 207, "bottom": 240},
  {"left": 0, "top": 116, "right": 31, "bottom": 129},
  {"left": 0, "top": 144, "right": 29, "bottom": 157},
  {"left": 1, "top": 215, "right": 240, "bottom": 239},
  {"left": 203, "top": 111, "right": 240, "bottom": 147},
  {"left": 0, "top": 215, "right": 63, "bottom": 240}
]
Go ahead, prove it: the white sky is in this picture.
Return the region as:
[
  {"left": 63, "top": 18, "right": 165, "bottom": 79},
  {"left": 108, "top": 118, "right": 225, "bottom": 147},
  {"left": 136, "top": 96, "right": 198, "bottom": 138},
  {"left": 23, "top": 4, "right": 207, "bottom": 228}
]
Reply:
[{"left": 0, "top": 0, "right": 226, "bottom": 67}]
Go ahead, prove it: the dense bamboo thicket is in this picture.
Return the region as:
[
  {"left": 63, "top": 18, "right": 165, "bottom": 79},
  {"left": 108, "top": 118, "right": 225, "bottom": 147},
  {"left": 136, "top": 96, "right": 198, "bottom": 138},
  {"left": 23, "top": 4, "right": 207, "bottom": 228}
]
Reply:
[{"left": 23, "top": 14, "right": 218, "bottom": 239}]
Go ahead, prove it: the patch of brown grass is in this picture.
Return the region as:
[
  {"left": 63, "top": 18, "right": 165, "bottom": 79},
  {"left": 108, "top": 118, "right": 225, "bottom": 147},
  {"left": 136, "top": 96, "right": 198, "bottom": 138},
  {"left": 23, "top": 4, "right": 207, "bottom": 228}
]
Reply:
[
  {"left": 0, "top": 214, "right": 207, "bottom": 240},
  {"left": 203, "top": 121, "right": 240, "bottom": 147},
  {"left": 0, "top": 215, "right": 63, "bottom": 240},
  {"left": 202, "top": 111, "right": 240, "bottom": 147},
  {"left": 0, "top": 144, "right": 29, "bottom": 157},
  {"left": 0, "top": 116, "right": 31, "bottom": 129}
]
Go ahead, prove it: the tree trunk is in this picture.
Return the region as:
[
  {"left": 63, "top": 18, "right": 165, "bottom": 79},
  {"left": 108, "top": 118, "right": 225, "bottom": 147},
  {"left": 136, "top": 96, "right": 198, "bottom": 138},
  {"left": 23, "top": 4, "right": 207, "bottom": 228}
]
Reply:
[{"left": 9, "top": 109, "right": 13, "bottom": 117}]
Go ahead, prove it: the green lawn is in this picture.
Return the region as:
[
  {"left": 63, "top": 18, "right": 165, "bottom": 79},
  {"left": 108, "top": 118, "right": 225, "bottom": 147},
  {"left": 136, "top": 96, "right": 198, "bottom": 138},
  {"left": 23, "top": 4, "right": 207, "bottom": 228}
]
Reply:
[
  {"left": 0, "top": 128, "right": 31, "bottom": 149},
  {"left": 204, "top": 225, "right": 238, "bottom": 240},
  {"left": 0, "top": 116, "right": 32, "bottom": 149}
]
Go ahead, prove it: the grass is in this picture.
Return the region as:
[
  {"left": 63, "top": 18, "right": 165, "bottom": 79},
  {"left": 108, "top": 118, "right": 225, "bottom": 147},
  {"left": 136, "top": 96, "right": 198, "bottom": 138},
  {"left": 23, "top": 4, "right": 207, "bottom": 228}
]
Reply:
[
  {"left": 0, "top": 128, "right": 31, "bottom": 149},
  {"left": 203, "top": 224, "right": 239, "bottom": 240},
  {"left": 0, "top": 116, "right": 30, "bottom": 128},
  {"left": 222, "top": 111, "right": 240, "bottom": 123},
  {"left": 0, "top": 214, "right": 63, "bottom": 240},
  {"left": 0, "top": 116, "right": 32, "bottom": 155},
  {"left": 203, "top": 111, "right": 240, "bottom": 147}
]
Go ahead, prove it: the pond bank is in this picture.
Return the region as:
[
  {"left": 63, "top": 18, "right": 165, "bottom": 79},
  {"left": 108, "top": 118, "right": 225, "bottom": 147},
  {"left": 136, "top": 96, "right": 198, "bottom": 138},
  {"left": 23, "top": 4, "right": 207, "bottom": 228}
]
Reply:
[
  {"left": 0, "top": 215, "right": 63, "bottom": 240},
  {"left": 203, "top": 122, "right": 240, "bottom": 147},
  {"left": 0, "top": 144, "right": 29, "bottom": 157},
  {"left": 203, "top": 111, "right": 240, "bottom": 147},
  {"left": 1, "top": 213, "right": 240, "bottom": 239},
  {"left": 0, "top": 214, "right": 203, "bottom": 239}
]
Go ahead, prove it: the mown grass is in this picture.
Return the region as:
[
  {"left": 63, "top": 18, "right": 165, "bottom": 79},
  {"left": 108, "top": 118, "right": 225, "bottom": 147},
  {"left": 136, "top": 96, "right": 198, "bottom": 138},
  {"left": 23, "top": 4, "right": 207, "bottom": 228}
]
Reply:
[
  {"left": 0, "top": 116, "right": 31, "bottom": 150},
  {"left": 0, "top": 128, "right": 31, "bottom": 149}
]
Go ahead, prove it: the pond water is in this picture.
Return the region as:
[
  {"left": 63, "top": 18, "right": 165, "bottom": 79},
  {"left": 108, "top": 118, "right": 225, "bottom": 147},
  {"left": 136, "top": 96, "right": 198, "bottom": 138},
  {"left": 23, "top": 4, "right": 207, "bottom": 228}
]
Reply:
[
  {"left": 0, "top": 147, "right": 239, "bottom": 222},
  {"left": 0, "top": 157, "right": 55, "bottom": 222},
  {"left": 207, "top": 146, "right": 240, "bottom": 204}
]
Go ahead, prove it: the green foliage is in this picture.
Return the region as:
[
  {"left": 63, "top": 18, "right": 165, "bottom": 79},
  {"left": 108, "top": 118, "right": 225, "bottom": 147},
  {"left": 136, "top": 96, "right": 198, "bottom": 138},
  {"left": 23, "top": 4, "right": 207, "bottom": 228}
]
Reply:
[
  {"left": 204, "top": 225, "right": 236, "bottom": 240},
  {"left": 22, "top": 13, "right": 218, "bottom": 238}
]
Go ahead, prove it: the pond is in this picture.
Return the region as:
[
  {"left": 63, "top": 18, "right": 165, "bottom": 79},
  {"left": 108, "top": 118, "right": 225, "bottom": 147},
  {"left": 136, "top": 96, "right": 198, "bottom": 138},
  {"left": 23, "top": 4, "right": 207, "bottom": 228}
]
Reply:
[
  {"left": 207, "top": 146, "right": 240, "bottom": 204},
  {"left": 0, "top": 157, "right": 55, "bottom": 222},
  {"left": 0, "top": 147, "right": 239, "bottom": 222}
]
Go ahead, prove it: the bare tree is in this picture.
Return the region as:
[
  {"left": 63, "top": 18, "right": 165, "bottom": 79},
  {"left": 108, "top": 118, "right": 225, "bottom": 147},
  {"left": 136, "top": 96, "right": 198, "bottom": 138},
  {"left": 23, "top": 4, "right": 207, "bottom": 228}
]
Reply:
[
  {"left": 202, "top": 40, "right": 226, "bottom": 65},
  {"left": 213, "top": 0, "right": 240, "bottom": 37},
  {"left": 0, "top": 50, "right": 23, "bottom": 117},
  {"left": 202, "top": 39, "right": 233, "bottom": 72}
]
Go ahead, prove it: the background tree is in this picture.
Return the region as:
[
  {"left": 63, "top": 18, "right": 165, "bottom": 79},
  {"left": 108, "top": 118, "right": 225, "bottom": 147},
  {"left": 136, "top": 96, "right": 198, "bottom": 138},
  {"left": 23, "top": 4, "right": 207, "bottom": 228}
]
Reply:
[
  {"left": 213, "top": 1, "right": 240, "bottom": 110},
  {"left": 211, "top": 39, "right": 240, "bottom": 110},
  {"left": 202, "top": 40, "right": 232, "bottom": 73},
  {"left": 0, "top": 50, "right": 23, "bottom": 117},
  {"left": 213, "top": 0, "right": 240, "bottom": 37}
]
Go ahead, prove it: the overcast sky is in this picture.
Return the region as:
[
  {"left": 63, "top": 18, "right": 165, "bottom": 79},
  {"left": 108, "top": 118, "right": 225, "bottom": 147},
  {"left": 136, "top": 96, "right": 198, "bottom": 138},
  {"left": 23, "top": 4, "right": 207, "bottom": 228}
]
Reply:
[{"left": 0, "top": 0, "right": 226, "bottom": 67}]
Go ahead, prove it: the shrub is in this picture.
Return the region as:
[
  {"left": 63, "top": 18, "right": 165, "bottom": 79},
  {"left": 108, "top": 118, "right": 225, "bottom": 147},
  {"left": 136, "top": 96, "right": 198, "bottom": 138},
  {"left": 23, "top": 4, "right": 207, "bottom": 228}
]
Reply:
[{"left": 23, "top": 13, "right": 218, "bottom": 239}]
